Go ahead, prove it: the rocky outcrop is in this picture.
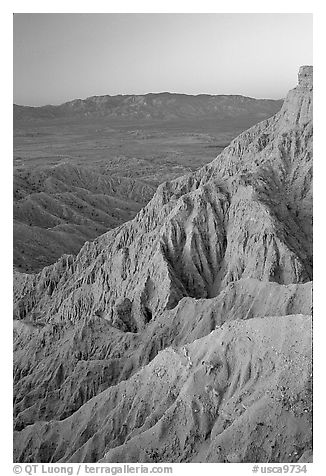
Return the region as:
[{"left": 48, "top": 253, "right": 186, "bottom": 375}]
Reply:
[
  {"left": 298, "top": 65, "right": 313, "bottom": 87},
  {"left": 13, "top": 67, "right": 313, "bottom": 463}
]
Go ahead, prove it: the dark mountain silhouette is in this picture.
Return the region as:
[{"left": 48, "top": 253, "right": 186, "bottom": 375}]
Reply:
[{"left": 14, "top": 93, "right": 282, "bottom": 123}]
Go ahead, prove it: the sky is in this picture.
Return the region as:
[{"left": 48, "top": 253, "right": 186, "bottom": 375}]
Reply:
[{"left": 13, "top": 13, "right": 313, "bottom": 106}]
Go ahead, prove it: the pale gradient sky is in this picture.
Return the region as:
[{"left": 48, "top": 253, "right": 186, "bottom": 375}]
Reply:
[{"left": 13, "top": 13, "right": 313, "bottom": 106}]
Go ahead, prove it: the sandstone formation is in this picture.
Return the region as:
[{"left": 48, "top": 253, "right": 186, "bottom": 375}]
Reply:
[{"left": 13, "top": 66, "right": 313, "bottom": 463}]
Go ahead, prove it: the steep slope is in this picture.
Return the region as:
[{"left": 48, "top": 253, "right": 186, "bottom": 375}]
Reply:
[{"left": 13, "top": 66, "right": 313, "bottom": 463}]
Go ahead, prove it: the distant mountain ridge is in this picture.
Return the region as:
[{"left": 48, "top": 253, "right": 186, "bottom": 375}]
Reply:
[{"left": 14, "top": 92, "right": 283, "bottom": 122}]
